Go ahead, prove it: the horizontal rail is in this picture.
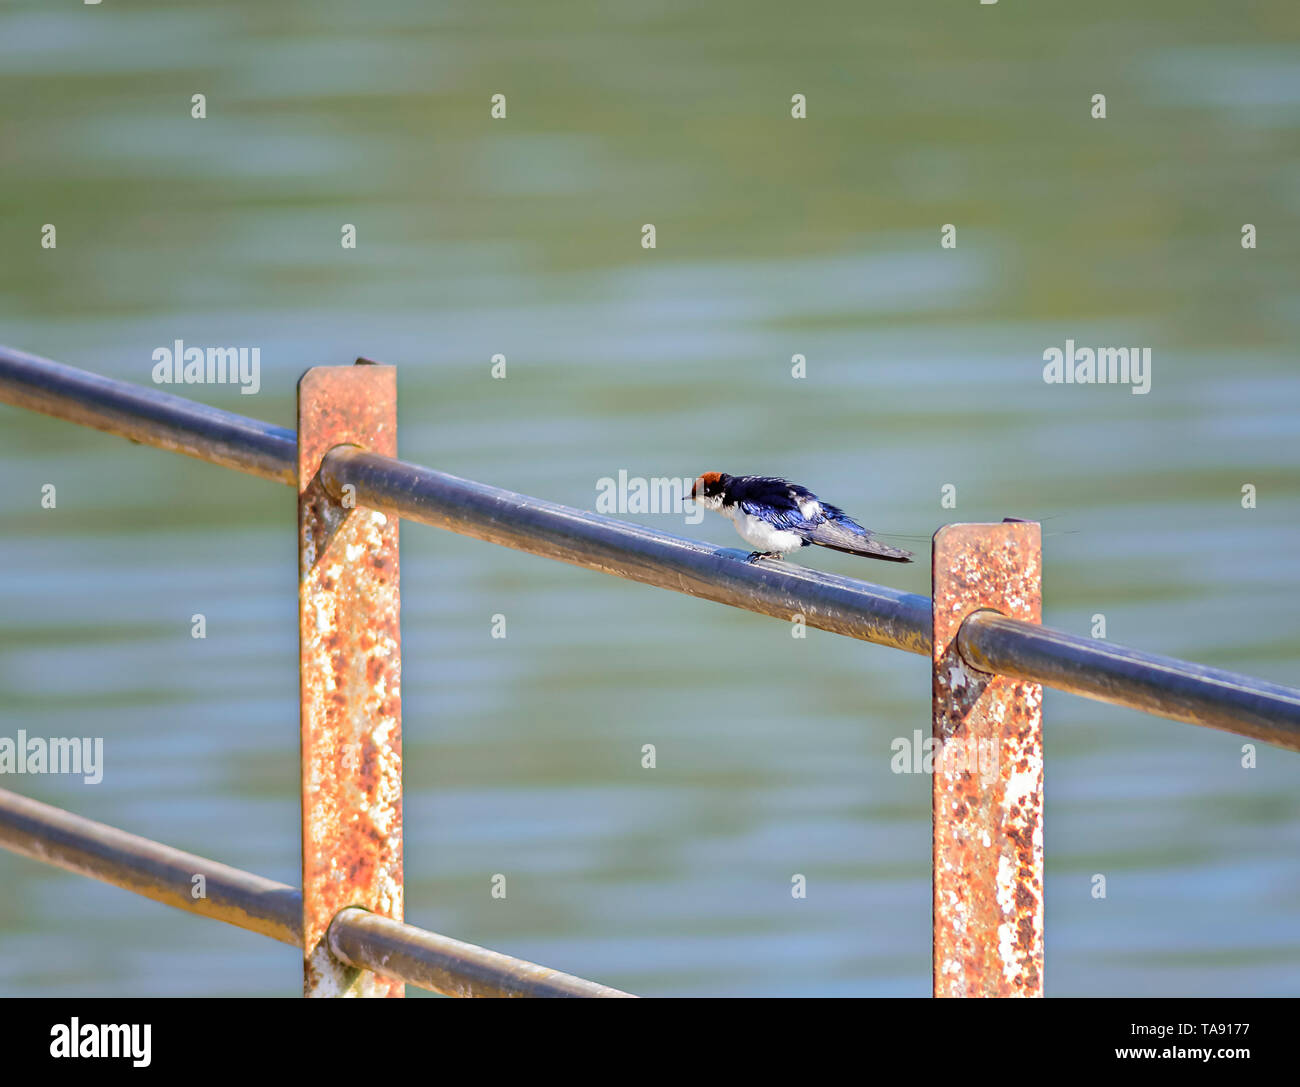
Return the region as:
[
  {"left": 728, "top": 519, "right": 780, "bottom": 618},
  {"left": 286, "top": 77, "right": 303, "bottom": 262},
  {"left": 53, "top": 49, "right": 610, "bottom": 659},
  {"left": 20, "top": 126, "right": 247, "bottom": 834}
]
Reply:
[
  {"left": 2, "top": 345, "right": 1298, "bottom": 750},
  {"left": 0, "top": 787, "right": 631, "bottom": 998},
  {"left": 960, "top": 612, "right": 1300, "bottom": 751},
  {"left": 0, "top": 786, "right": 299, "bottom": 945},
  {"left": 319, "top": 447, "right": 931, "bottom": 652},
  {"left": 0, "top": 345, "right": 296, "bottom": 485},
  {"left": 326, "top": 909, "right": 631, "bottom": 999}
]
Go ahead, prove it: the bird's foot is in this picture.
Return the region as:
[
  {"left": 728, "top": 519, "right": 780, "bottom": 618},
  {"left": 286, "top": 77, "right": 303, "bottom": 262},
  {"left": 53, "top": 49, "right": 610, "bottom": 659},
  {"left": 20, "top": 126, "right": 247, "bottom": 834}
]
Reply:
[{"left": 745, "top": 551, "right": 782, "bottom": 564}]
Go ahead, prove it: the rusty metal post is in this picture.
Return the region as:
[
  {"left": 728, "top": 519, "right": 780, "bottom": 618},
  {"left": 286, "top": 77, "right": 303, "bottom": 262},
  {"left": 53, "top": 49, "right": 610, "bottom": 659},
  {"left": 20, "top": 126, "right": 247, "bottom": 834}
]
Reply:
[
  {"left": 298, "top": 362, "right": 403, "bottom": 997},
  {"left": 932, "top": 521, "right": 1043, "bottom": 997}
]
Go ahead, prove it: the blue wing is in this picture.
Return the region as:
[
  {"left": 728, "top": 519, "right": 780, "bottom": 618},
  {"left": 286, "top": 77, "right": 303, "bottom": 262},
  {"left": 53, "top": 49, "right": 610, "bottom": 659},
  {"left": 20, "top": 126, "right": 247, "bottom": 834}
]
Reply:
[
  {"left": 732, "top": 476, "right": 823, "bottom": 531},
  {"left": 736, "top": 498, "right": 813, "bottom": 532},
  {"left": 734, "top": 478, "right": 912, "bottom": 561}
]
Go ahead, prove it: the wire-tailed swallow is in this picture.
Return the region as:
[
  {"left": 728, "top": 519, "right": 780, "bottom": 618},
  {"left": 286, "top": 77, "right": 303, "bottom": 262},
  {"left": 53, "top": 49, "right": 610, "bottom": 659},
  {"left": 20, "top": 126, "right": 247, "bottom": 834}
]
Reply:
[{"left": 688, "top": 472, "right": 913, "bottom": 564}]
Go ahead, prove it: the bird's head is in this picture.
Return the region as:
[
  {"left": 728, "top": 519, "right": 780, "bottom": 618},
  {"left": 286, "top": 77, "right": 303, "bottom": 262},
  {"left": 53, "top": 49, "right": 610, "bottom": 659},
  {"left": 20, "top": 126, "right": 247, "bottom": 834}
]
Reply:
[{"left": 688, "top": 471, "right": 729, "bottom": 510}]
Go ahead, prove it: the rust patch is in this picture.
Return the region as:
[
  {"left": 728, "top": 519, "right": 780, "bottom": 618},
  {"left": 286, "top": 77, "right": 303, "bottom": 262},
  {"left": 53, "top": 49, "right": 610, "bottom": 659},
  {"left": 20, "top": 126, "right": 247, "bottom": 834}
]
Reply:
[
  {"left": 298, "top": 364, "right": 403, "bottom": 998},
  {"left": 932, "top": 522, "right": 1043, "bottom": 998}
]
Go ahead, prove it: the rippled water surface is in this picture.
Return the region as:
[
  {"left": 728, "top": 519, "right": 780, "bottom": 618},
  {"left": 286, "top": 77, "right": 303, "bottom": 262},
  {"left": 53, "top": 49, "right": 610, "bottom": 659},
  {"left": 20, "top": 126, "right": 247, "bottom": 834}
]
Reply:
[{"left": 1, "top": 1, "right": 1298, "bottom": 996}]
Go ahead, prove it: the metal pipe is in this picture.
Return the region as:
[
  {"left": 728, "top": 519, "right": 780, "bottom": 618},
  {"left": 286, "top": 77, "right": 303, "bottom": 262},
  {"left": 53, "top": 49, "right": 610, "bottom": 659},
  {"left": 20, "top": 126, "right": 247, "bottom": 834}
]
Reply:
[
  {"left": 0, "top": 345, "right": 932, "bottom": 651},
  {"left": 0, "top": 788, "right": 631, "bottom": 997},
  {"left": 328, "top": 908, "right": 634, "bottom": 999},
  {"left": 2, "top": 347, "right": 1297, "bottom": 747},
  {"left": 0, "top": 786, "right": 301, "bottom": 946},
  {"left": 321, "top": 447, "right": 1300, "bottom": 748},
  {"left": 959, "top": 611, "right": 1300, "bottom": 750},
  {"left": 0, "top": 344, "right": 296, "bottom": 484},
  {"left": 319, "top": 446, "right": 933, "bottom": 654}
]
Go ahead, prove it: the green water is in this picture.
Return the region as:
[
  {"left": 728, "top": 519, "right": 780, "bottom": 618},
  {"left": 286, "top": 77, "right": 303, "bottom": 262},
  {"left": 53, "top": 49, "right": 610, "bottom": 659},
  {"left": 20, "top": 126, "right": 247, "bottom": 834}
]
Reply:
[{"left": 0, "top": 1, "right": 1297, "bottom": 995}]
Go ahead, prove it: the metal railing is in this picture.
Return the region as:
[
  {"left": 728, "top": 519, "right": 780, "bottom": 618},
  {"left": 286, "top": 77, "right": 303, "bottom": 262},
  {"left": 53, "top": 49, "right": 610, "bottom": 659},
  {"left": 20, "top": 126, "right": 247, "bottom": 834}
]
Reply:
[
  {"left": 1, "top": 343, "right": 1297, "bottom": 997},
  {"left": 0, "top": 787, "right": 628, "bottom": 998}
]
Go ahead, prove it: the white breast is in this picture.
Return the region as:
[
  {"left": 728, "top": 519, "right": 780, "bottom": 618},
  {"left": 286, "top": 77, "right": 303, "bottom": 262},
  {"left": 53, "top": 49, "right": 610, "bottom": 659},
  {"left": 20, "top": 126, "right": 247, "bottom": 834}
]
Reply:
[{"left": 726, "top": 509, "right": 806, "bottom": 553}]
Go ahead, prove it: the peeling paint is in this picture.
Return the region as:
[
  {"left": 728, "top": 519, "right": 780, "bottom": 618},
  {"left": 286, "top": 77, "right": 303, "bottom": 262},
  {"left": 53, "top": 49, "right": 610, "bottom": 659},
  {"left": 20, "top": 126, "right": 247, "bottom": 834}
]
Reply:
[
  {"left": 932, "top": 522, "right": 1043, "bottom": 998},
  {"left": 298, "top": 365, "right": 404, "bottom": 998}
]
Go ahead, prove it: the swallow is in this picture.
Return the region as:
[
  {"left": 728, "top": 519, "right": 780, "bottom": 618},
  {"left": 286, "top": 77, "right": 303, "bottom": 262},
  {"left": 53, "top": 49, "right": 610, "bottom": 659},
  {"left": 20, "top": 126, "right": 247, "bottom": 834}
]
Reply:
[{"left": 688, "top": 472, "right": 913, "bottom": 564}]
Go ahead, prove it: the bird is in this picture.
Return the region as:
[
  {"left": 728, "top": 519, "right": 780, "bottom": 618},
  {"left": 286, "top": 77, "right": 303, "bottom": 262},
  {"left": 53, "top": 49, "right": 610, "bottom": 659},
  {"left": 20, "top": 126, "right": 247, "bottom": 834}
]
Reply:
[{"left": 687, "top": 472, "right": 913, "bottom": 565}]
